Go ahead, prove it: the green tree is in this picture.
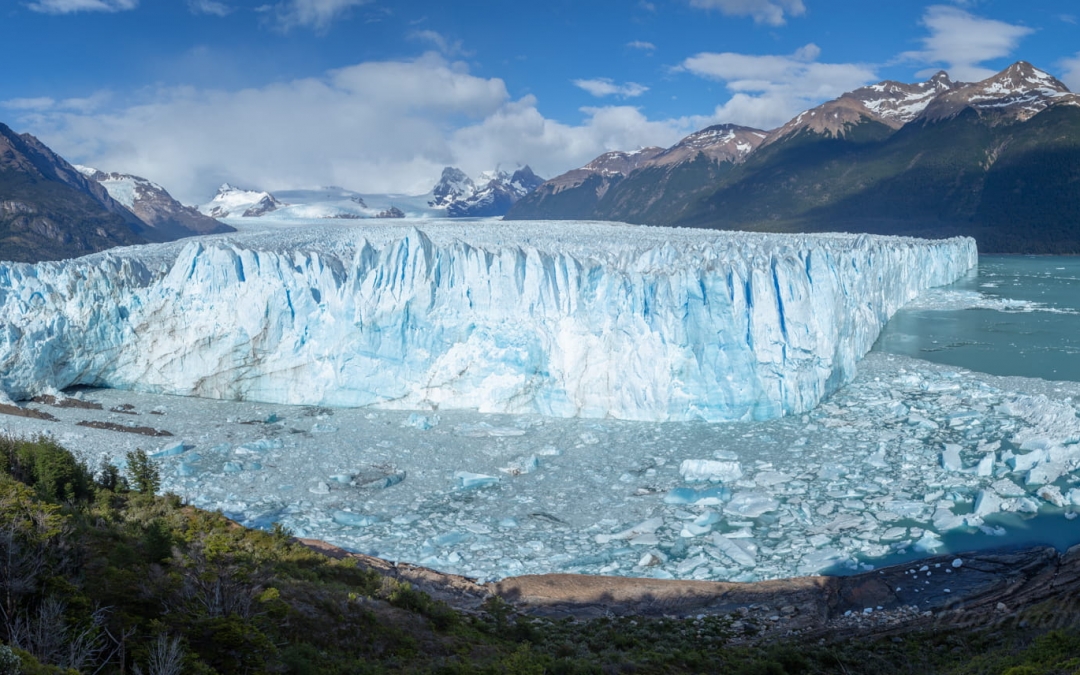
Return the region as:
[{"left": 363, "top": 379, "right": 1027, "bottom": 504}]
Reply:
[{"left": 125, "top": 450, "right": 160, "bottom": 495}]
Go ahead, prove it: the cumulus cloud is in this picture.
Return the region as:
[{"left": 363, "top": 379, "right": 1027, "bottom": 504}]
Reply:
[
  {"left": 678, "top": 43, "right": 876, "bottom": 129},
  {"left": 901, "top": 5, "right": 1034, "bottom": 81},
  {"left": 26, "top": 0, "right": 136, "bottom": 13},
  {"left": 1060, "top": 53, "right": 1080, "bottom": 92},
  {"left": 687, "top": 0, "right": 805, "bottom": 26},
  {"left": 13, "top": 53, "right": 693, "bottom": 203},
  {"left": 573, "top": 78, "right": 649, "bottom": 98},
  {"left": 273, "top": 0, "right": 371, "bottom": 31}
]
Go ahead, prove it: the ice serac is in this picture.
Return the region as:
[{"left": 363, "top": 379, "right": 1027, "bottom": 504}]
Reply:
[{"left": 0, "top": 223, "right": 976, "bottom": 422}]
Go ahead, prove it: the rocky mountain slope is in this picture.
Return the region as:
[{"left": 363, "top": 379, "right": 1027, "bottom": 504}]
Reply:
[
  {"left": 0, "top": 123, "right": 149, "bottom": 263},
  {"left": 77, "top": 166, "right": 233, "bottom": 241},
  {"left": 429, "top": 165, "right": 544, "bottom": 217},
  {"left": 507, "top": 61, "right": 1080, "bottom": 253}
]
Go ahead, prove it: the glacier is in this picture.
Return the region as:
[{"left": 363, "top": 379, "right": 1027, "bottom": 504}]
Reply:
[{"left": 0, "top": 221, "right": 976, "bottom": 422}]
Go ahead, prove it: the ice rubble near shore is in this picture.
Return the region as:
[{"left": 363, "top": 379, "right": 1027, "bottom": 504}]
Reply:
[
  {"left": 0, "top": 221, "right": 975, "bottom": 422},
  {"left": 1, "top": 352, "right": 1078, "bottom": 583}
]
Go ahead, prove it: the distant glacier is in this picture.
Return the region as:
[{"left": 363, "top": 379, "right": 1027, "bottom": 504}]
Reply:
[{"left": 0, "top": 222, "right": 976, "bottom": 422}]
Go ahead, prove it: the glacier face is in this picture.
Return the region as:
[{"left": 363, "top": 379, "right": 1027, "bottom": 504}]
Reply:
[{"left": 0, "top": 222, "right": 976, "bottom": 422}]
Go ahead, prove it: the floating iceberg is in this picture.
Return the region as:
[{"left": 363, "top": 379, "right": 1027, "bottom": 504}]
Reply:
[{"left": 0, "top": 222, "right": 975, "bottom": 422}]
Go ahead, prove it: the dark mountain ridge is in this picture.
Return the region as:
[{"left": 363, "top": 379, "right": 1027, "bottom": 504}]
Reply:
[
  {"left": 0, "top": 123, "right": 147, "bottom": 263},
  {"left": 1, "top": 123, "right": 235, "bottom": 263},
  {"left": 507, "top": 61, "right": 1080, "bottom": 253}
]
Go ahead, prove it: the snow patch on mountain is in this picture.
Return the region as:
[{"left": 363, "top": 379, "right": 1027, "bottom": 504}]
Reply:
[
  {"left": 200, "top": 184, "right": 285, "bottom": 219},
  {"left": 919, "top": 62, "right": 1080, "bottom": 122},
  {"left": 428, "top": 166, "right": 544, "bottom": 217}
]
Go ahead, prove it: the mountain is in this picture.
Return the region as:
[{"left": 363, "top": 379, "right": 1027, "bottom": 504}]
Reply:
[
  {"left": 199, "top": 183, "right": 285, "bottom": 218},
  {"left": 507, "top": 61, "right": 1080, "bottom": 253},
  {"left": 506, "top": 126, "right": 768, "bottom": 222},
  {"left": 0, "top": 123, "right": 148, "bottom": 263},
  {"left": 76, "top": 166, "right": 233, "bottom": 242},
  {"left": 429, "top": 165, "right": 545, "bottom": 217}
]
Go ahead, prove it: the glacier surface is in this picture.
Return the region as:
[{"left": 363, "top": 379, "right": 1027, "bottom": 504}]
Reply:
[{"left": 0, "top": 221, "right": 975, "bottom": 422}]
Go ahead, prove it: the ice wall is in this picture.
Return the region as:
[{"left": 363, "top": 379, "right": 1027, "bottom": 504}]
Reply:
[{"left": 0, "top": 222, "right": 976, "bottom": 421}]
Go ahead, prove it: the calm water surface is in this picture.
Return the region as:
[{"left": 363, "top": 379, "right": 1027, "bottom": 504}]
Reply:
[{"left": 874, "top": 255, "right": 1080, "bottom": 383}]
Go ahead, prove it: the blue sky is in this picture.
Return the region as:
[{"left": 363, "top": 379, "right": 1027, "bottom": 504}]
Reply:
[{"left": 2, "top": 0, "right": 1078, "bottom": 203}]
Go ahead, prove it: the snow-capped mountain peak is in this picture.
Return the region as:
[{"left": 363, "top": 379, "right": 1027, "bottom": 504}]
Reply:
[
  {"left": 74, "top": 165, "right": 232, "bottom": 240},
  {"left": 649, "top": 125, "right": 768, "bottom": 166},
  {"left": 427, "top": 165, "right": 545, "bottom": 217},
  {"left": 919, "top": 61, "right": 1079, "bottom": 123},
  {"left": 849, "top": 71, "right": 957, "bottom": 125},
  {"left": 200, "top": 184, "right": 284, "bottom": 218}
]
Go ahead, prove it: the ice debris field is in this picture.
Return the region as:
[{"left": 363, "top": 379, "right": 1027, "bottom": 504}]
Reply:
[{"left": 5, "top": 220, "right": 1076, "bottom": 583}]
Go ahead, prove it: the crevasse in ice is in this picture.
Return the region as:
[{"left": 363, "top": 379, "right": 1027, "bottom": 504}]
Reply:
[{"left": 0, "top": 222, "right": 976, "bottom": 421}]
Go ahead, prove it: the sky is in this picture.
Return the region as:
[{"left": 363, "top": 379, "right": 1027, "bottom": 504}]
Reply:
[{"left": 1, "top": 0, "right": 1078, "bottom": 204}]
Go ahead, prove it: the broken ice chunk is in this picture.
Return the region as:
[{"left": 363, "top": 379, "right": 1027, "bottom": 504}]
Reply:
[
  {"left": 991, "top": 478, "right": 1026, "bottom": 497},
  {"left": 500, "top": 456, "right": 539, "bottom": 476},
  {"left": 223, "top": 461, "right": 244, "bottom": 474},
  {"left": 454, "top": 471, "right": 499, "bottom": 490},
  {"left": 975, "top": 453, "right": 994, "bottom": 477},
  {"left": 454, "top": 423, "right": 525, "bottom": 437},
  {"left": 359, "top": 471, "right": 406, "bottom": 490},
  {"left": 914, "top": 531, "right": 944, "bottom": 552},
  {"left": 723, "top": 492, "right": 780, "bottom": 518},
  {"left": 1026, "top": 462, "right": 1065, "bottom": 486},
  {"left": 753, "top": 471, "right": 792, "bottom": 487},
  {"left": 151, "top": 441, "right": 188, "bottom": 458},
  {"left": 1037, "top": 485, "right": 1066, "bottom": 507},
  {"left": 679, "top": 512, "right": 721, "bottom": 538},
  {"left": 404, "top": 413, "right": 440, "bottom": 430},
  {"left": 332, "top": 511, "right": 377, "bottom": 527},
  {"left": 973, "top": 489, "right": 1003, "bottom": 516},
  {"left": 663, "top": 485, "right": 731, "bottom": 506},
  {"left": 940, "top": 444, "right": 963, "bottom": 472},
  {"left": 176, "top": 462, "right": 199, "bottom": 477},
  {"left": 594, "top": 517, "right": 664, "bottom": 544},
  {"left": 1007, "top": 449, "right": 1045, "bottom": 473},
  {"left": 932, "top": 506, "right": 965, "bottom": 531},
  {"left": 679, "top": 459, "right": 743, "bottom": 483},
  {"left": 309, "top": 481, "right": 331, "bottom": 495},
  {"left": 711, "top": 532, "right": 757, "bottom": 567},
  {"left": 235, "top": 438, "right": 284, "bottom": 455}
]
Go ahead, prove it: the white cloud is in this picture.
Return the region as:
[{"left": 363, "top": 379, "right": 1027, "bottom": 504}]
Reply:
[
  {"left": 1060, "top": 53, "right": 1080, "bottom": 92},
  {"left": 409, "top": 30, "right": 469, "bottom": 57},
  {"left": 14, "top": 53, "right": 692, "bottom": 203},
  {"left": 188, "top": 0, "right": 231, "bottom": 16},
  {"left": 688, "top": 0, "right": 805, "bottom": 26},
  {"left": 627, "top": 40, "right": 657, "bottom": 53},
  {"left": 573, "top": 78, "right": 649, "bottom": 98},
  {"left": 2, "top": 97, "right": 56, "bottom": 111},
  {"left": 678, "top": 44, "right": 876, "bottom": 129},
  {"left": 273, "top": 0, "right": 370, "bottom": 31},
  {"left": 901, "top": 5, "right": 1034, "bottom": 82},
  {"left": 2, "top": 94, "right": 110, "bottom": 113},
  {"left": 26, "top": 0, "right": 136, "bottom": 13}
]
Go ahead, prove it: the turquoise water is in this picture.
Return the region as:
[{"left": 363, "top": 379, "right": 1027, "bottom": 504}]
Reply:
[
  {"left": 843, "top": 255, "right": 1080, "bottom": 571},
  {"left": 874, "top": 256, "right": 1080, "bottom": 383}
]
